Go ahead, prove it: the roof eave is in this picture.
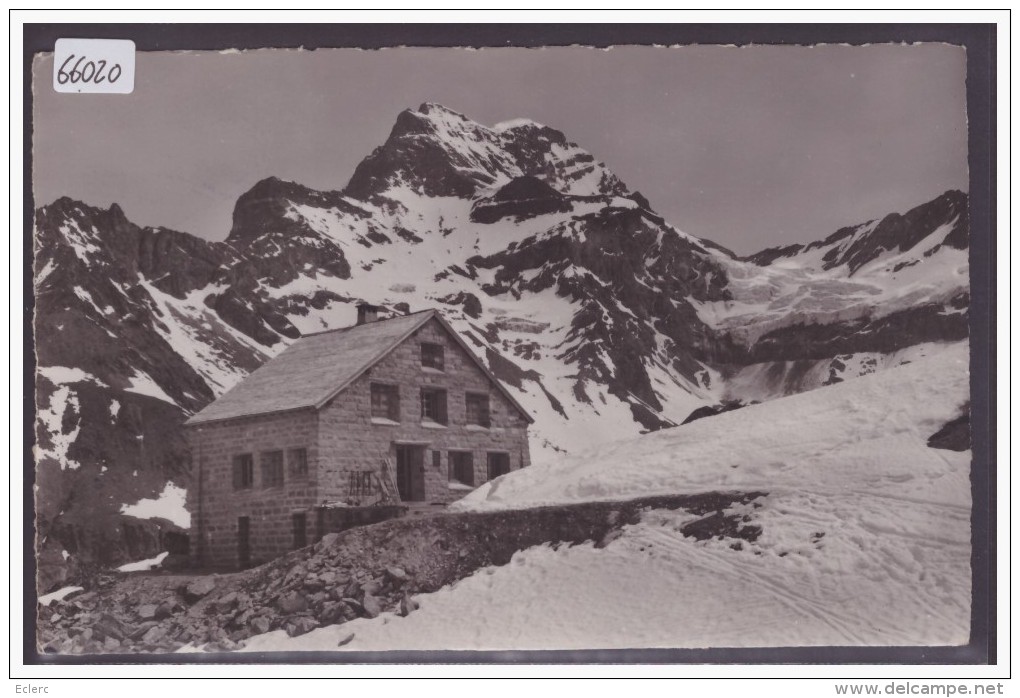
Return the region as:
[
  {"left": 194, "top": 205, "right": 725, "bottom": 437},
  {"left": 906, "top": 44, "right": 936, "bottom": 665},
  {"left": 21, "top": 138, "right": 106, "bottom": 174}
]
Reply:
[{"left": 185, "top": 404, "right": 318, "bottom": 428}]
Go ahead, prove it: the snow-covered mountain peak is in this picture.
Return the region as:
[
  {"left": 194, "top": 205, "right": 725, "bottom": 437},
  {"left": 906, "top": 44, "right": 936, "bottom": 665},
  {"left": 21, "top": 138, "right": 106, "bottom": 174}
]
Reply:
[
  {"left": 493, "top": 117, "right": 547, "bottom": 132},
  {"left": 344, "top": 103, "right": 630, "bottom": 202},
  {"left": 395, "top": 102, "right": 495, "bottom": 139}
]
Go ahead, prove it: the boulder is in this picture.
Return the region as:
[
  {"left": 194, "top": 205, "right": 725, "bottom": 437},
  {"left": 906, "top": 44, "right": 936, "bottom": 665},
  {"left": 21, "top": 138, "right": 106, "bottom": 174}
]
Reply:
[
  {"left": 94, "top": 613, "right": 127, "bottom": 641},
  {"left": 232, "top": 608, "right": 255, "bottom": 628},
  {"left": 385, "top": 567, "right": 408, "bottom": 583},
  {"left": 398, "top": 594, "right": 420, "bottom": 617},
  {"left": 136, "top": 604, "right": 159, "bottom": 620},
  {"left": 282, "top": 564, "right": 307, "bottom": 587},
  {"left": 343, "top": 580, "right": 362, "bottom": 599},
  {"left": 277, "top": 591, "right": 308, "bottom": 614},
  {"left": 318, "top": 532, "right": 342, "bottom": 548},
  {"left": 361, "top": 594, "right": 382, "bottom": 619},
  {"left": 182, "top": 577, "right": 217, "bottom": 603},
  {"left": 214, "top": 592, "right": 239, "bottom": 613},
  {"left": 286, "top": 617, "right": 319, "bottom": 637},
  {"left": 302, "top": 576, "right": 325, "bottom": 592},
  {"left": 129, "top": 621, "right": 159, "bottom": 640},
  {"left": 249, "top": 616, "right": 271, "bottom": 635},
  {"left": 212, "top": 637, "right": 241, "bottom": 651},
  {"left": 141, "top": 625, "right": 166, "bottom": 645},
  {"left": 316, "top": 601, "right": 346, "bottom": 626},
  {"left": 155, "top": 598, "right": 180, "bottom": 620}
]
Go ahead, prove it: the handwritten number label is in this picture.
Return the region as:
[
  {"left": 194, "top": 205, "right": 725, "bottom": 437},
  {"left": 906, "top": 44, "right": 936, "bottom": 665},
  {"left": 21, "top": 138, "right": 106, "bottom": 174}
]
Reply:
[
  {"left": 56, "top": 55, "right": 120, "bottom": 85},
  {"left": 53, "top": 39, "right": 135, "bottom": 94}
]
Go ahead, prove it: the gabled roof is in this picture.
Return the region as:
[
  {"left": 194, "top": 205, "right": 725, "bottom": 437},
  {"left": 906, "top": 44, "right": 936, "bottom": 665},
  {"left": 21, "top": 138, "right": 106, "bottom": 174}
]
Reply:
[{"left": 186, "top": 308, "right": 533, "bottom": 426}]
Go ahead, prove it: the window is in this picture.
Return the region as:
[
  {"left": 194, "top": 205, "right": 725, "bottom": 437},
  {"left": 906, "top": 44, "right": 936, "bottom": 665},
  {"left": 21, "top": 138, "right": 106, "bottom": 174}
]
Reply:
[
  {"left": 466, "top": 393, "right": 491, "bottom": 427},
  {"left": 421, "top": 387, "right": 448, "bottom": 425},
  {"left": 261, "top": 450, "right": 284, "bottom": 488},
  {"left": 487, "top": 452, "right": 511, "bottom": 480},
  {"left": 371, "top": 383, "right": 400, "bottom": 421},
  {"left": 232, "top": 454, "right": 254, "bottom": 490},
  {"left": 288, "top": 448, "right": 308, "bottom": 477},
  {"left": 433, "top": 450, "right": 442, "bottom": 469},
  {"left": 449, "top": 452, "right": 474, "bottom": 486},
  {"left": 421, "top": 342, "right": 445, "bottom": 371}
]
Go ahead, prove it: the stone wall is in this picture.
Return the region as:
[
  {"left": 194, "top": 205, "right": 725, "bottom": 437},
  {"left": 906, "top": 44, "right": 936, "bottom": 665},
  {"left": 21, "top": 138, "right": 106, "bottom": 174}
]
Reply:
[
  {"left": 186, "top": 409, "right": 319, "bottom": 568},
  {"left": 317, "top": 317, "right": 531, "bottom": 505}
]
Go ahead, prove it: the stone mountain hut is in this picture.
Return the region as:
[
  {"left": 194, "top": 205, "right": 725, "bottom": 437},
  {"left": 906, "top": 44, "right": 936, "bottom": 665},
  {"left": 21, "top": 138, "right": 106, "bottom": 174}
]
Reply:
[{"left": 184, "top": 305, "right": 533, "bottom": 568}]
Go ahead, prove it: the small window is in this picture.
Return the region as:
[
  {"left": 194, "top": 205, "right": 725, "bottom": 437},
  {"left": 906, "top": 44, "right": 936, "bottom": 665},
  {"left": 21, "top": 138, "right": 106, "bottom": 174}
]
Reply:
[
  {"left": 371, "top": 383, "right": 400, "bottom": 421},
  {"left": 487, "top": 452, "right": 511, "bottom": 480},
  {"left": 261, "top": 450, "right": 284, "bottom": 488},
  {"left": 433, "top": 450, "right": 442, "bottom": 469},
  {"left": 421, "top": 342, "right": 445, "bottom": 371},
  {"left": 421, "top": 387, "right": 448, "bottom": 425},
  {"left": 232, "top": 454, "right": 254, "bottom": 490},
  {"left": 449, "top": 452, "right": 474, "bottom": 486},
  {"left": 288, "top": 448, "right": 308, "bottom": 477},
  {"left": 466, "top": 392, "right": 491, "bottom": 427}
]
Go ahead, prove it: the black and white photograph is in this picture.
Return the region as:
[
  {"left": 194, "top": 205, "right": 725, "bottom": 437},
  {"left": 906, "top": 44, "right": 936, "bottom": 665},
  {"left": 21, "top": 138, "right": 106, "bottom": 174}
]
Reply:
[{"left": 24, "top": 23, "right": 995, "bottom": 665}]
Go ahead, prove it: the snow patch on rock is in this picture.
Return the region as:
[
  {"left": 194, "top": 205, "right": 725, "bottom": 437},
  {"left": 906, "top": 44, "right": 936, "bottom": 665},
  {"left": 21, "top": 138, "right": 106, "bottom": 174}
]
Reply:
[{"left": 120, "top": 483, "right": 190, "bottom": 528}]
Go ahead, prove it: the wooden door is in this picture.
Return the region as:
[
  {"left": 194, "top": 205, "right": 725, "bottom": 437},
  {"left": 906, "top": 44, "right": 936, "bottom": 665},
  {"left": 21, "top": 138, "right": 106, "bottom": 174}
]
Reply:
[
  {"left": 292, "top": 512, "right": 307, "bottom": 550},
  {"left": 237, "top": 516, "right": 251, "bottom": 568},
  {"left": 395, "top": 445, "right": 426, "bottom": 502}
]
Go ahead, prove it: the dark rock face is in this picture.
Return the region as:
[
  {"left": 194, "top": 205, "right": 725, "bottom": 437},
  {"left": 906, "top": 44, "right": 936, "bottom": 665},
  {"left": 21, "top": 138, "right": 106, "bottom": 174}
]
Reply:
[
  {"left": 830, "top": 190, "right": 968, "bottom": 274},
  {"left": 183, "top": 577, "right": 217, "bottom": 603},
  {"left": 470, "top": 176, "right": 575, "bottom": 223},
  {"left": 228, "top": 177, "right": 365, "bottom": 247},
  {"left": 438, "top": 291, "right": 483, "bottom": 319},
  {"left": 742, "top": 301, "right": 970, "bottom": 365},
  {"left": 928, "top": 405, "right": 971, "bottom": 451},
  {"left": 498, "top": 120, "right": 628, "bottom": 197},
  {"left": 682, "top": 400, "right": 750, "bottom": 425},
  {"left": 744, "top": 190, "right": 968, "bottom": 274},
  {"left": 469, "top": 205, "right": 732, "bottom": 408}
]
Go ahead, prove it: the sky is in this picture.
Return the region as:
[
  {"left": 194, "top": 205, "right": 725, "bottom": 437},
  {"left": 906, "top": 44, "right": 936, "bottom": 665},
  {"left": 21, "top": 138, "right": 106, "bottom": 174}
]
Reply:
[{"left": 32, "top": 43, "right": 968, "bottom": 255}]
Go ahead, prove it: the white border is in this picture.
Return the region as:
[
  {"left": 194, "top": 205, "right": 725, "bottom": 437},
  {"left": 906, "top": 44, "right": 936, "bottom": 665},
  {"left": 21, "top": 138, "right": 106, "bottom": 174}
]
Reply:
[{"left": 7, "top": 9, "right": 1011, "bottom": 686}]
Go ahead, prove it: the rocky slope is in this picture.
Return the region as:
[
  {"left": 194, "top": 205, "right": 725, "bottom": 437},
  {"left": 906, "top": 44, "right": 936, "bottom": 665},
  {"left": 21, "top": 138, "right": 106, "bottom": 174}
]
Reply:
[
  {"left": 32, "top": 103, "right": 970, "bottom": 588},
  {"left": 36, "top": 491, "right": 763, "bottom": 655}
]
